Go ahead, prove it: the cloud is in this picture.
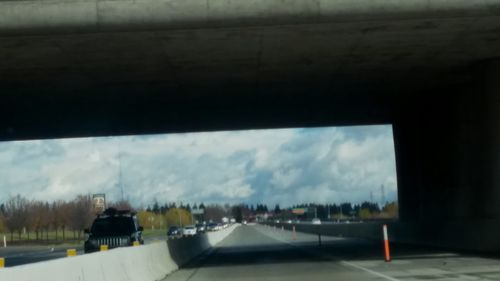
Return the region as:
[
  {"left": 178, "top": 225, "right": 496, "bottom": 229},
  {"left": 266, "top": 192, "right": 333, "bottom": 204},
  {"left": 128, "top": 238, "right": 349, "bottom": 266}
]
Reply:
[{"left": 0, "top": 125, "right": 398, "bottom": 207}]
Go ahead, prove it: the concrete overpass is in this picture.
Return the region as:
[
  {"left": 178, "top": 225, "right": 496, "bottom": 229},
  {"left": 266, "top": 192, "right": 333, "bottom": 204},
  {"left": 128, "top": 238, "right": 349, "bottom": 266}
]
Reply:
[{"left": 1, "top": 0, "right": 500, "bottom": 252}]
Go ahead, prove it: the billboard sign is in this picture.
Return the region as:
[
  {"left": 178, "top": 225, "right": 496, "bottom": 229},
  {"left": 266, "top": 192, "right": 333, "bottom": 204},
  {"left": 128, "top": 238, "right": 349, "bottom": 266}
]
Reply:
[
  {"left": 92, "top": 194, "right": 106, "bottom": 214},
  {"left": 292, "top": 208, "right": 307, "bottom": 215}
]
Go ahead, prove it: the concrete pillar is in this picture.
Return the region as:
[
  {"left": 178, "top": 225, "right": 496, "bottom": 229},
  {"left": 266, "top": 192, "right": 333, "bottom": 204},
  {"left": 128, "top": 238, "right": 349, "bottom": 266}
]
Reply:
[
  {"left": 478, "top": 61, "right": 500, "bottom": 218},
  {"left": 394, "top": 60, "right": 500, "bottom": 224}
]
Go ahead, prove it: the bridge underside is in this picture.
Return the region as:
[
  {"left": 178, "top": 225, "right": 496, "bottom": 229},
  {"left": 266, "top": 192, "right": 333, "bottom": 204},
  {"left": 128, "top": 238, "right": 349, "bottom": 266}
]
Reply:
[{"left": 2, "top": 0, "right": 500, "bottom": 252}]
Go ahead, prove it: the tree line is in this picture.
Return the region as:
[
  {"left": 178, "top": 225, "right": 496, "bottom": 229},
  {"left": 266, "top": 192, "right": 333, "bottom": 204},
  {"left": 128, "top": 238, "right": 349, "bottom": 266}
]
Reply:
[
  {"left": 0, "top": 194, "right": 398, "bottom": 244},
  {"left": 0, "top": 194, "right": 137, "bottom": 243},
  {"left": 276, "top": 201, "right": 398, "bottom": 220},
  {"left": 144, "top": 201, "right": 398, "bottom": 222},
  {"left": 0, "top": 194, "right": 95, "bottom": 242}
]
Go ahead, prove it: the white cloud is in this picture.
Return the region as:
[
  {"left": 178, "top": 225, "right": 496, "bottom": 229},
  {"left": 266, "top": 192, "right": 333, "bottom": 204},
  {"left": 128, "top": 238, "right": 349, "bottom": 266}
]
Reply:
[
  {"left": 0, "top": 125, "right": 398, "bottom": 207},
  {"left": 271, "top": 168, "right": 302, "bottom": 189}
]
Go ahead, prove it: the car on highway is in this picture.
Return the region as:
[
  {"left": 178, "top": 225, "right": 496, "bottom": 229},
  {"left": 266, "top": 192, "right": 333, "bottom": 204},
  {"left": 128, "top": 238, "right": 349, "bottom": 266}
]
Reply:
[
  {"left": 207, "top": 223, "right": 218, "bottom": 231},
  {"left": 286, "top": 220, "right": 293, "bottom": 224},
  {"left": 312, "top": 218, "right": 321, "bottom": 225},
  {"left": 84, "top": 208, "right": 144, "bottom": 253},
  {"left": 242, "top": 220, "right": 247, "bottom": 225},
  {"left": 183, "top": 225, "right": 197, "bottom": 236},
  {"left": 195, "top": 223, "right": 206, "bottom": 233},
  {"left": 167, "top": 226, "right": 183, "bottom": 239}
]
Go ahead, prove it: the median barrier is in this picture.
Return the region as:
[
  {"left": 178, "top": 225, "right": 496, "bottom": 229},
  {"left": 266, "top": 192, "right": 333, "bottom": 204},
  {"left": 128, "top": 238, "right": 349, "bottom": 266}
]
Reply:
[{"left": 0, "top": 224, "right": 239, "bottom": 281}]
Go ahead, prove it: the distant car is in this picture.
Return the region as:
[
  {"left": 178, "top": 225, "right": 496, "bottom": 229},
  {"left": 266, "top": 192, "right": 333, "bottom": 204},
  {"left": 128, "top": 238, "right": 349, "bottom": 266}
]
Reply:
[
  {"left": 274, "top": 219, "right": 280, "bottom": 223},
  {"left": 207, "top": 223, "right": 218, "bottom": 231},
  {"left": 183, "top": 225, "right": 197, "bottom": 236},
  {"left": 242, "top": 220, "right": 247, "bottom": 225},
  {"left": 312, "top": 218, "right": 321, "bottom": 225},
  {"left": 286, "top": 220, "right": 293, "bottom": 224},
  {"left": 167, "top": 226, "right": 183, "bottom": 239},
  {"left": 195, "top": 223, "right": 206, "bottom": 233},
  {"left": 84, "top": 208, "right": 144, "bottom": 253}
]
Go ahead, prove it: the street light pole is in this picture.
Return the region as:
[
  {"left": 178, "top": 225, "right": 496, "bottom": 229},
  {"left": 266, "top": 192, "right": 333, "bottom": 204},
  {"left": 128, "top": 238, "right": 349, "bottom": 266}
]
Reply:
[{"left": 340, "top": 204, "right": 343, "bottom": 221}]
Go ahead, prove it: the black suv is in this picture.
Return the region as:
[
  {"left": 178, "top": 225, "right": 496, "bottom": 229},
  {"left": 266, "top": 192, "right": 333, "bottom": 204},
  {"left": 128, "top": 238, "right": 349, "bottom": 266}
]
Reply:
[{"left": 84, "top": 208, "right": 144, "bottom": 253}]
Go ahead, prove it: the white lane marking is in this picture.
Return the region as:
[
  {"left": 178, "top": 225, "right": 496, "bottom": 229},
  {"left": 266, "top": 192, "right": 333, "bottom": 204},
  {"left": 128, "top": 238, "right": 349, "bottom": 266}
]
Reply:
[{"left": 341, "top": 260, "right": 401, "bottom": 281}]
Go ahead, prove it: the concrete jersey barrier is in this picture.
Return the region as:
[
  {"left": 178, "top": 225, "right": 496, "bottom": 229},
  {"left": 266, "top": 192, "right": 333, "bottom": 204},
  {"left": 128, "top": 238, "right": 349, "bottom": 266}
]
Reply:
[{"left": 0, "top": 224, "right": 239, "bottom": 281}]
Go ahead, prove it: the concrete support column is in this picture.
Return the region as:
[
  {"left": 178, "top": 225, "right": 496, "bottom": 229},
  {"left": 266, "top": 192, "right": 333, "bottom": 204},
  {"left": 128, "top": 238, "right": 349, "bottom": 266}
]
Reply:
[
  {"left": 394, "top": 60, "right": 500, "bottom": 223},
  {"left": 479, "top": 61, "right": 500, "bottom": 218}
]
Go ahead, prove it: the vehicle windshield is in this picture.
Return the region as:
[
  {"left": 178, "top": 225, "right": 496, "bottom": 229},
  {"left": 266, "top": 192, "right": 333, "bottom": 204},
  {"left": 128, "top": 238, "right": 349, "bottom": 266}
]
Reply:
[{"left": 91, "top": 217, "right": 135, "bottom": 236}]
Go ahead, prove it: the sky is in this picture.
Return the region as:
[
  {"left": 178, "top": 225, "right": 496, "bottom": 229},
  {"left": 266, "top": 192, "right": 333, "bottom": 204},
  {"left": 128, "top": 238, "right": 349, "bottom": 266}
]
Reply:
[{"left": 0, "top": 125, "right": 398, "bottom": 208}]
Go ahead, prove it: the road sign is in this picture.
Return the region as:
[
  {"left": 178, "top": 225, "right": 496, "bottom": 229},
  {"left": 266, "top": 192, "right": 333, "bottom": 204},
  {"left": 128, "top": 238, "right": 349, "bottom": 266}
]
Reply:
[
  {"left": 92, "top": 194, "right": 106, "bottom": 214},
  {"left": 292, "top": 208, "right": 306, "bottom": 215}
]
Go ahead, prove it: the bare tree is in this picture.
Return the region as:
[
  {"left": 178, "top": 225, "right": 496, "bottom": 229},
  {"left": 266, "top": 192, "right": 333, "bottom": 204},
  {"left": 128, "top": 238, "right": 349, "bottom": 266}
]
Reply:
[
  {"left": 51, "top": 200, "right": 66, "bottom": 241},
  {"left": 68, "top": 194, "right": 94, "bottom": 240},
  {"left": 109, "top": 199, "right": 133, "bottom": 211},
  {"left": 204, "top": 205, "right": 226, "bottom": 222},
  {"left": 3, "top": 195, "right": 29, "bottom": 241},
  {"left": 28, "top": 200, "right": 44, "bottom": 241}
]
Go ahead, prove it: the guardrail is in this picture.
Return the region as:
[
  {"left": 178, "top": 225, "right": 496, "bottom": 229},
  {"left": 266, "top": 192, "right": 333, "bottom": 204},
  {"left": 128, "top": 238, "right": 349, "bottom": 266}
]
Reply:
[{"left": 0, "top": 224, "right": 239, "bottom": 281}]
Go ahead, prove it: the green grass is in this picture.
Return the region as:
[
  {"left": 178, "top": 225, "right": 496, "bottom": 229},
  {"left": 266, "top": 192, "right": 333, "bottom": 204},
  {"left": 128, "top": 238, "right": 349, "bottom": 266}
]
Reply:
[
  {"left": 0, "top": 228, "right": 168, "bottom": 246},
  {"left": 0, "top": 230, "right": 84, "bottom": 246},
  {"left": 141, "top": 228, "right": 166, "bottom": 238}
]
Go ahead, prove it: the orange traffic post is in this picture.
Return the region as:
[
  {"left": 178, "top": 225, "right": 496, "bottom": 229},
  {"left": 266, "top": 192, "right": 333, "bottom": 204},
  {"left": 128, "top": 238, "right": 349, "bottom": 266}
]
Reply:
[
  {"left": 67, "top": 249, "right": 77, "bottom": 257},
  {"left": 100, "top": 245, "right": 109, "bottom": 252},
  {"left": 0, "top": 257, "right": 4, "bottom": 268},
  {"left": 292, "top": 226, "right": 297, "bottom": 241},
  {"left": 383, "top": 224, "right": 391, "bottom": 262}
]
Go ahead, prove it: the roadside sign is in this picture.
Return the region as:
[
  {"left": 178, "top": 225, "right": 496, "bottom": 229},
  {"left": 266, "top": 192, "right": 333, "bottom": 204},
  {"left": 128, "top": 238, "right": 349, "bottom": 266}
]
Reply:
[
  {"left": 92, "top": 194, "right": 106, "bottom": 214},
  {"left": 292, "top": 208, "right": 306, "bottom": 215}
]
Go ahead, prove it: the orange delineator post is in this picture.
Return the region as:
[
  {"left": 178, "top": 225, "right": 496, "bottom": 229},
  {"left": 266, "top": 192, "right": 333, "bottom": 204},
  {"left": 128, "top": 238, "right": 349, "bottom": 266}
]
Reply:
[
  {"left": 383, "top": 224, "right": 391, "bottom": 262},
  {"left": 0, "top": 257, "right": 4, "bottom": 268}
]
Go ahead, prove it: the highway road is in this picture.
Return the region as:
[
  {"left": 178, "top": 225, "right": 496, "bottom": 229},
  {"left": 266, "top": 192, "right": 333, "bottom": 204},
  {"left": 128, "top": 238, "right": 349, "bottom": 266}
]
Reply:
[{"left": 162, "top": 224, "right": 500, "bottom": 281}]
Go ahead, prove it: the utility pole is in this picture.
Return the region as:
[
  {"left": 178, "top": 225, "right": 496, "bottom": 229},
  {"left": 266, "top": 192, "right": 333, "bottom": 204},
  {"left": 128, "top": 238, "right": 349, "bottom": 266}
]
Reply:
[
  {"left": 381, "top": 184, "right": 385, "bottom": 206},
  {"left": 118, "top": 152, "right": 125, "bottom": 202},
  {"left": 340, "top": 204, "right": 343, "bottom": 221}
]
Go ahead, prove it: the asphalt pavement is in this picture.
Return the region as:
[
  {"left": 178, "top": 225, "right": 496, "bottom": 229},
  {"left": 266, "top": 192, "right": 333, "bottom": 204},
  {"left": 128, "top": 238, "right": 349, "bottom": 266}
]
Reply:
[{"left": 161, "top": 224, "right": 500, "bottom": 281}]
